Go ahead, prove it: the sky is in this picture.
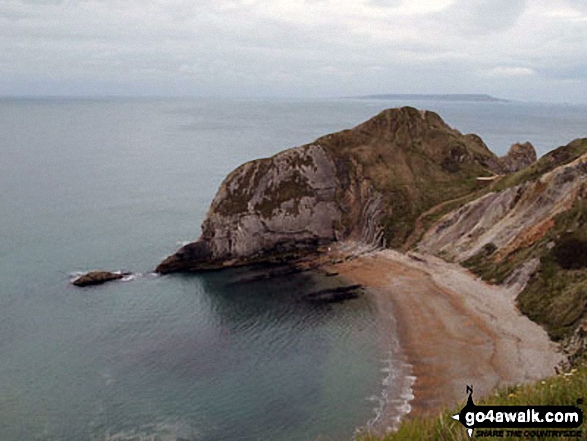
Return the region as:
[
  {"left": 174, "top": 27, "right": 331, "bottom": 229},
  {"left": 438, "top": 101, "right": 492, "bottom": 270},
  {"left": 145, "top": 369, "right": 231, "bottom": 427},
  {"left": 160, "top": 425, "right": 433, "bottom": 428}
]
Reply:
[{"left": 1, "top": 0, "right": 586, "bottom": 102}]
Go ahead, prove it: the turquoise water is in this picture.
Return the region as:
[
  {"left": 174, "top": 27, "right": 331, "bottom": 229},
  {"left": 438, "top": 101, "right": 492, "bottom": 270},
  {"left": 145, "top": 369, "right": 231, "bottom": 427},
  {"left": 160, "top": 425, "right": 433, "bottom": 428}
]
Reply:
[{"left": 0, "top": 97, "right": 585, "bottom": 441}]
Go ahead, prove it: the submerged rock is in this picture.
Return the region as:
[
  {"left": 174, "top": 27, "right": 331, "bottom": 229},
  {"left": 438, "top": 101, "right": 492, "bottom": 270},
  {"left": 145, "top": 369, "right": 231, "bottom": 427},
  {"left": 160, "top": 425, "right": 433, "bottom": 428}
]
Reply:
[
  {"left": 72, "top": 271, "right": 129, "bottom": 287},
  {"left": 303, "top": 284, "right": 363, "bottom": 304}
]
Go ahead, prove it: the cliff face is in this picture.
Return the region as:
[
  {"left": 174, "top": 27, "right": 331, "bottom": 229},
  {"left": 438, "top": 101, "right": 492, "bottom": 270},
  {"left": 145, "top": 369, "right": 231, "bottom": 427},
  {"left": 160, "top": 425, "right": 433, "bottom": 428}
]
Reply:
[
  {"left": 157, "top": 144, "right": 349, "bottom": 272},
  {"left": 416, "top": 138, "right": 587, "bottom": 344},
  {"left": 156, "top": 107, "right": 501, "bottom": 273},
  {"left": 417, "top": 139, "right": 587, "bottom": 263},
  {"left": 417, "top": 150, "right": 587, "bottom": 264},
  {"left": 154, "top": 106, "right": 587, "bottom": 355}
]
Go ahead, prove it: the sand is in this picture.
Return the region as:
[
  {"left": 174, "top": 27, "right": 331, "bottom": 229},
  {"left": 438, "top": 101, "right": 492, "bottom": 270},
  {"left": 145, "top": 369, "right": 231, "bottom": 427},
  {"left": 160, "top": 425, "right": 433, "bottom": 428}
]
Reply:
[{"left": 323, "top": 247, "right": 564, "bottom": 432}]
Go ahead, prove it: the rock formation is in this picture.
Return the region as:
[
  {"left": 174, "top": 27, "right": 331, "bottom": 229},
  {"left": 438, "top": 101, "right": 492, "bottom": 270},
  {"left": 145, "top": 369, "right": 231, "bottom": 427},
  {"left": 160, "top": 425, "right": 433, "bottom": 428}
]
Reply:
[
  {"left": 153, "top": 104, "right": 587, "bottom": 357},
  {"left": 497, "top": 142, "right": 537, "bottom": 173},
  {"left": 417, "top": 147, "right": 586, "bottom": 263},
  {"left": 156, "top": 107, "right": 503, "bottom": 273},
  {"left": 72, "top": 271, "right": 129, "bottom": 287},
  {"left": 418, "top": 141, "right": 587, "bottom": 262}
]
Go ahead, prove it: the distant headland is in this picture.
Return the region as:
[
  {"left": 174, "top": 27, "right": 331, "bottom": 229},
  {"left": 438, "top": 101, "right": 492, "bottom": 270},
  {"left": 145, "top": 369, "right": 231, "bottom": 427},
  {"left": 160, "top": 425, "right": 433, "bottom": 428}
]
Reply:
[{"left": 352, "top": 93, "right": 507, "bottom": 102}]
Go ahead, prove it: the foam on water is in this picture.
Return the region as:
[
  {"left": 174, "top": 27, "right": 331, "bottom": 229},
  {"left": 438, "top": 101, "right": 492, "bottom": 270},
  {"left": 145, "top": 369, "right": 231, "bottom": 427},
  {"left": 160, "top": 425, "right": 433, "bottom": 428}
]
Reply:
[
  {"left": 364, "top": 343, "right": 416, "bottom": 434},
  {"left": 101, "top": 420, "right": 203, "bottom": 441}
]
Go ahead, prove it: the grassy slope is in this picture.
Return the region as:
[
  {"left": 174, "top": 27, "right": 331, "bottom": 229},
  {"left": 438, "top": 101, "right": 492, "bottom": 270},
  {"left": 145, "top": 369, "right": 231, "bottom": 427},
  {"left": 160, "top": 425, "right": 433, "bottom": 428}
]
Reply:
[
  {"left": 319, "top": 107, "right": 498, "bottom": 247},
  {"left": 492, "top": 139, "right": 587, "bottom": 192},
  {"left": 517, "top": 199, "right": 587, "bottom": 340},
  {"left": 359, "top": 363, "right": 587, "bottom": 441}
]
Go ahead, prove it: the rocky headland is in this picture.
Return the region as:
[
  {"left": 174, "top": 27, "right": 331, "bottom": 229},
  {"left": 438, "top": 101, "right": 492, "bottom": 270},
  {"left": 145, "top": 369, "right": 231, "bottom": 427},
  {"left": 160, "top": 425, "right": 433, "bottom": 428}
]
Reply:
[
  {"left": 155, "top": 106, "right": 587, "bottom": 424},
  {"left": 157, "top": 107, "right": 532, "bottom": 274}
]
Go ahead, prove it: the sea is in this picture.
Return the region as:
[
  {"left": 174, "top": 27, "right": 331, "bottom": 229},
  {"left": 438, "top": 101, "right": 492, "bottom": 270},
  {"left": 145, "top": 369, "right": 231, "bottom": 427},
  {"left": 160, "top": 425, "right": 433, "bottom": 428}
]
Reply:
[{"left": 0, "top": 97, "right": 585, "bottom": 441}]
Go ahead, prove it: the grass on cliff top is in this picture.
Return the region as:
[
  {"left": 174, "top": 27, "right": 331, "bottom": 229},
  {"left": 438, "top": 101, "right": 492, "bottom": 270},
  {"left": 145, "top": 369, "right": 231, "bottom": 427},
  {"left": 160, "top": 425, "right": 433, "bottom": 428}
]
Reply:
[
  {"left": 410, "top": 138, "right": 587, "bottom": 252},
  {"left": 359, "top": 364, "right": 587, "bottom": 441},
  {"left": 320, "top": 108, "right": 500, "bottom": 248}
]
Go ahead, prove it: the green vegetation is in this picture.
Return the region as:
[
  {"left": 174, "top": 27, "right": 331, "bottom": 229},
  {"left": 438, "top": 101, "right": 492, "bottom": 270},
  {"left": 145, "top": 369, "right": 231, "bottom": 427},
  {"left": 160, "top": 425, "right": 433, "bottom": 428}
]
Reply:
[
  {"left": 517, "top": 198, "right": 587, "bottom": 340},
  {"left": 359, "top": 364, "right": 587, "bottom": 441},
  {"left": 354, "top": 135, "right": 587, "bottom": 441},
  {"left": 462, "top": 195, "right": 587, "bottom": 341},
  {"left": 356, "top": 138, "right": 587, "bottom": 441},
  {"left": 404, "top": 186, "right": 496, "bottom": 250},
  {"left": 214, "top": 159, "right": 271, "bottom": 216},
  {"left": 462, "top": 237, "right": 538, "bottom": 285},
  {"left": 215, "top": 146, "right": 319, "bottom": 218},
  {"left": 459, "top": 139, "right": 587, "bottom": 340},
  {"left": 255, "top": 172, "right": 315, "bottom": 218}
]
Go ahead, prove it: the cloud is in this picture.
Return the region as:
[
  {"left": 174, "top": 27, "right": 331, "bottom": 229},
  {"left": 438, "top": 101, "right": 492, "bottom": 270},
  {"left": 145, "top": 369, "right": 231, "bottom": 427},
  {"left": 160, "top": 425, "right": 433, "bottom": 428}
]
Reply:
[
  {"left": 487, "top": 66, "right": 536, "bottom": 77},
  {"left": 366, "top": 0, "right": 403, "bottom": 8},
  {"left": 541, "top": 64, "right": 587, "bottom": 81},
  {"left": 437, "top": 0, "right": 527, "bottom": 34},
  {"left": 0, "top": 0, "right": 584, "bottom": 101},
  {"left": 564, "top": 0, "right": 587, "bottom": 14}
]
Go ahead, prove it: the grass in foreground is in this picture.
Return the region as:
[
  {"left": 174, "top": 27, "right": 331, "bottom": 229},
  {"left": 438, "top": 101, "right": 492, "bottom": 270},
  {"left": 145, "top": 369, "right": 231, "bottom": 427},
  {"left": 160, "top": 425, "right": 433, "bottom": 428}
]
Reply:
[{"left": 359, "top": 364, "right": 587, "bottom": 441}]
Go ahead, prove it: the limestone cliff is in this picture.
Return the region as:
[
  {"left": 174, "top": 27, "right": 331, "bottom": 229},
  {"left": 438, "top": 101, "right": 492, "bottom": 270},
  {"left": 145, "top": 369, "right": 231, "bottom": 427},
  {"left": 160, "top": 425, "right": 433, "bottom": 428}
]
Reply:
[
  {"left": 157, "top": 144, "right": 348, "bottom": 273},
  {"left": 156, "top": 107, "right": 501, "bottom": 273}
]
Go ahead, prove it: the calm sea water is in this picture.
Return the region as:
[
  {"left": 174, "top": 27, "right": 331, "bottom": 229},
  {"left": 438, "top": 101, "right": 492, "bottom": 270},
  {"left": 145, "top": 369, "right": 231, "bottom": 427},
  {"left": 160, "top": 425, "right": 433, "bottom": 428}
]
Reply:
[{"left": 0, "top": 97, "right": 585, "bottom": 441}]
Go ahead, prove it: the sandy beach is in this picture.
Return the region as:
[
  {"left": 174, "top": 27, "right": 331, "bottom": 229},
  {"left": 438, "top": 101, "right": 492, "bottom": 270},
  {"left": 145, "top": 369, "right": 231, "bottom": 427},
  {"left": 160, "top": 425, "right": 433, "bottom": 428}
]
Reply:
[{"left": 324, "top": 248, "right": 564, "bottom": 432}]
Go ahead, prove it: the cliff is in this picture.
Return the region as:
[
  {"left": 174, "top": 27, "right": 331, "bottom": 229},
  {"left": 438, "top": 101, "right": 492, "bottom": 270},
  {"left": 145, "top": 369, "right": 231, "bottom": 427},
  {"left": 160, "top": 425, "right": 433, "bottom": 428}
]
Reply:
[
  {"left": 156, "top": 107, "right": 504, "bottom": 273},
  {"left": 417, "top": 138, "right": 587, "bottom": 346}
]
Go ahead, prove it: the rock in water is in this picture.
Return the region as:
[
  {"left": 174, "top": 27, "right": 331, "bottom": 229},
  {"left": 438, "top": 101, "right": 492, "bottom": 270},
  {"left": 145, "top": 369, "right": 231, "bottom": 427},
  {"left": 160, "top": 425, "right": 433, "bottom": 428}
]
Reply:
[
  {"left": 72, "top": 271, "right": 127, "bottom": 287},
  {"left": 156, "top": 107, "right": 504, "bottom": 274}
]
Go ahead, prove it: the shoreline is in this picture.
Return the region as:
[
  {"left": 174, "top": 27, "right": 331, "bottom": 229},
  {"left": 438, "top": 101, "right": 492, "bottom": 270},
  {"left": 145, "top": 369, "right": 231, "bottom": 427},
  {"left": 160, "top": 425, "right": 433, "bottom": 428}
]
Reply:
[{"left": 323, "top": 247, "right": 564, "bottom": 435}]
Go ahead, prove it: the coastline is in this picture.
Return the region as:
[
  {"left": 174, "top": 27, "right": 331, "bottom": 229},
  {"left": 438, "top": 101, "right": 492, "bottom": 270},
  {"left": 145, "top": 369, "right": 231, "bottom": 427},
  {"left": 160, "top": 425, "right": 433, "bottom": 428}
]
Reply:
[{"left": 323, "top": 247, "right": 564, "bottom": 434}]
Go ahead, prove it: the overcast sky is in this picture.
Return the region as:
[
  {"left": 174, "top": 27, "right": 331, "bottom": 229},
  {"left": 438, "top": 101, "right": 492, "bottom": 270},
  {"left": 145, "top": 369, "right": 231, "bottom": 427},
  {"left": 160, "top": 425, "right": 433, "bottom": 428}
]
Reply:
[{"left": 1, "top": 0, "right": 586, "bottom": 101}]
